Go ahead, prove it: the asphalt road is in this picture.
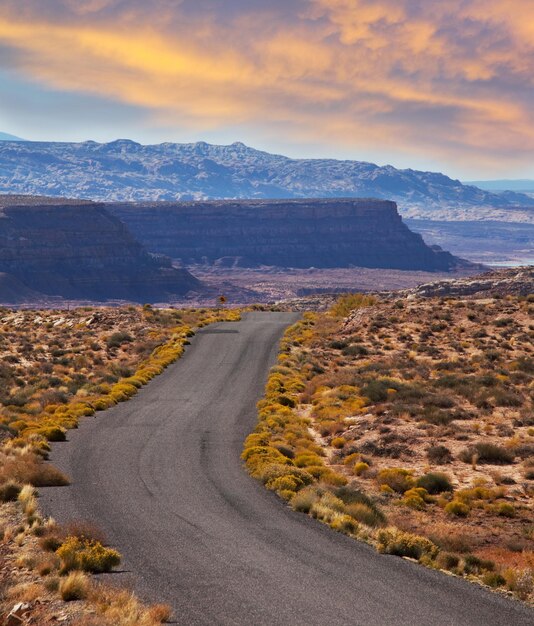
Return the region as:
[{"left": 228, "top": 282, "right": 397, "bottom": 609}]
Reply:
[{"left": 41, "top": 312, "right": 533, "bottom": 626}]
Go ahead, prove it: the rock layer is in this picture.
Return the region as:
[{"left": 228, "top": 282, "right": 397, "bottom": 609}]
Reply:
[
  {"left": 108, "top": 198, "right": 462, "bottom": 271},
  {"left": 0, "top": 196, "right": 199, "bottom": 302}
]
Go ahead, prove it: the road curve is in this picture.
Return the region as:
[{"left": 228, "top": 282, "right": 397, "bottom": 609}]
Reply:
[{"left": 41, "top": 312, "right": 533, "bottom": 626}]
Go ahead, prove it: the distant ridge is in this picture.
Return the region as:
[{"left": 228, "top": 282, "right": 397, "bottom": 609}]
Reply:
[
  {"left": 0, "top": 139, "right": 533, "bottom": 220},
  {"left": 0, "top": 132, "right": 25, "bottom": 141},
  {"left": 465, "top": 180, "right": 534, "bottom": 192}
]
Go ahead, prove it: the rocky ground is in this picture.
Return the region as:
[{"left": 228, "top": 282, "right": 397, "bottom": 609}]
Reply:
[
  {"left": 274, "top": 266, "right": 533, "bottom": 310},
  {"left": 290, "top": 282, "right": 534, "bottom": 585},
  {"left": 187, "top": 265, "right": 481, "bottom": 307}
]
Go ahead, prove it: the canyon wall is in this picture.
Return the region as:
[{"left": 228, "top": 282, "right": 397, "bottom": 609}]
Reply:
[
  {"left": 108, "top": 198, "right": 461, "bottom": 271},
  {"left": 0, "top": 196, "right": 199, "bottom": 302}
]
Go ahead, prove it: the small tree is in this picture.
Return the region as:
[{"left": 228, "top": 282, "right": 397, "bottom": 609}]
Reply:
[{"left": 218, "top": 295, "right": 227, "bottom": 307}]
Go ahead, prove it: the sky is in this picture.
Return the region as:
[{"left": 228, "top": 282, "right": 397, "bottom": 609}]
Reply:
[{"left": 1, "top": 0, "right": 533, "bottom": 179}]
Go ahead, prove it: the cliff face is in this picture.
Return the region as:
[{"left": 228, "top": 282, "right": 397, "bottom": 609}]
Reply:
[
  {"left": 108, "top": 198, "right": 461, "bottom": 271},
  {"left": 0, "top": 196, "right": 200, "bottom": 302}
]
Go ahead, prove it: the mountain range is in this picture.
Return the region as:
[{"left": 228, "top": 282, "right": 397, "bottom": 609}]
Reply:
[{"left": 0, "top": 138, "right": 533, "bottom": 221}]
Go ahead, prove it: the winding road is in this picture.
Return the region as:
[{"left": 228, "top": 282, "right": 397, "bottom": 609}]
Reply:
[{"left": 41, "top": 312, "right": 533, "bottom": 625}]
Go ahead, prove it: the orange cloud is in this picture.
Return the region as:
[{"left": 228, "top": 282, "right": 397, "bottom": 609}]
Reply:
[{"left": 0, "top": 1, "right": 533, "bottom": 173}]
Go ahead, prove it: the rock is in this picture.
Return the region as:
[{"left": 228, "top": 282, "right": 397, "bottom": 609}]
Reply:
[
  {"left": 109, "top": 198, "right": 465, "bottom": 271},
  {"left": 404, "top": 266, "right": 534, "bottom": 298},
  {"left": 6, "top": 602, "right": 31, "bottom": 625}
]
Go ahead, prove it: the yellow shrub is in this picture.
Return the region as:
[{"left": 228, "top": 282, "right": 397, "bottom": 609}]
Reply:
[
  {"left": 294, "top": 453, "right": 324, "bottom": 468},
  {"left": 377, "top": 528, "right": 439, "bottom": 560},
  {"left": 353, "top": 462, "right": 369, "bottom": 476},
  {"left": 445, "top": 500, "right": 470, "bottom": 517},
  {"left": 331, "top": 437, "right": 346, "bottom": 449},
  {"left": 400, "top": 488, "right": 430, "bottom": 510},
  {"left": 57, "top": 537, "right": 121, "bottom": 573},
  {"left": 377, "top": 468, "right": 415, "bottom": 493}
]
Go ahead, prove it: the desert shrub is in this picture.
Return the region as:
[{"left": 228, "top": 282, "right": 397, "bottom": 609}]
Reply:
[
  {"left": 416, "top": 472, "right": 453, "bottom": 494},
  {"left": 463, "top": 554, "right": 495, "bottom": 574},
  {"left": 427, "top": 394, "right": 455, "bottom": 409},
  {"left": 319, "top": 471, "right": 348, "bottom": 486},
  {"left": 0, "top": 451, "right": 69, "bottom": 487},
  {"left": 492, "top": 389, "right": 523, "bottom": 408},
  {"left": 482, "top": 572, "right": 506, "bottom": 588},
  {"left": 342, "top": 344, "right": 369, "bottom": 357},
  {"left": 309, "top": 492, "right": 344, "bottom": 521},
  {"left": 421, "top": 407, "right": 454, "bottom": 426},
  {"left": 331, "top": 437, "right": 346, "bottom": 449},
  {"left": 330, "top": 294, "right": 376, "bottom": 318},
  {"left": 346, "top": 502, "right": 384, "bottom": 527},
  {"left": 308, "top": 492, "right": 358, "bottom": 535},
  {"left": 456, "top": 484, "right": 504, "bottom": 504},
  {"left": 36, "top": 556, "right": 58, "bottom": 576},
  {"left": 294, "top": 453, "right": 324, "bottom": 468},
  {"left": 335, "top": 486, "right": 386, "bottom": 524},
  {"left": 377, "top": 528, "right": 439, "bottom": 560},
  {"left": 241, "top": 446, "right": 292, "bottom": 477},
  {"left": 401, "top": 487, "right": 429, "bottom": 510},
  {"left": 106, "top": 331, "right": 133, "bottom": 349},
  {"left": 57, "top": 537, "right": 121, "bottom": 573},
  {"left": 329, "top": 514, "right": 359, "bottom": 535},
  {"left": 0, "top": 480, "right": 22, "bottom": 502},
  {"left": 445, "top": 500, "right": 470, "bottom": 517},
  {"left": 362, "top": 378, "right": 400, "bottom": 403},
  {"left": 353, "top": 461, "right": 370, "bottom": 476},
  {"left": 260, "top": 464, "right": 314, "bottom": 498},
  {"left": 329, "top": 340, "right": 348, "bottom": 350},
  {"left": 291, "top": 486, "right": 321, "bottom": 513},
  {"left": 504, "top": 568, "right": 534, "bottom": 600},
  {"left": 277, "top": 394, "right": 296, "bottom": 408},
  {"left": 435, "top": 552, "right": 460, "bottom": 571},
  {"left": 427, "top": 445, "right": 453, "bottom": 465},
  {"left": 515, "top": 356, "right": 534, "bottom": 373},
  {"left": 377, "top": 468, "right": 415, "bottom": 493},
  {"left": 35, "top": 425, "right": 67, "bottom": 442},
  {"left": 459, "top": 443, "right": 514, "bottom": 465},
  {"left": 40, "top": 533, "right": 63, "bottom": 553},
  {"left": 59, "top": 571, "right": 90, "bottom": 601},
  {"left": 514, "top": 443, "right": 534, "bottom": 460},
  {"left": 496, "top": 502, "right": 516, "bottom": 517}
]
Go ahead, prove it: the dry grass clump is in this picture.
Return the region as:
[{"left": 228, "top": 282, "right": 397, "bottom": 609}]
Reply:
[
  {"left": 59, "top": 570, "right": 90, "bottom": 601},
  {"left": 0, "top": 447, "right": 69, "bottom": 487},
  {"left": 90, "top": 584, "right": 172, "bottom": 625},
  {"left": 459, "top": 442, "right": 515, "bottom": 465}
]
